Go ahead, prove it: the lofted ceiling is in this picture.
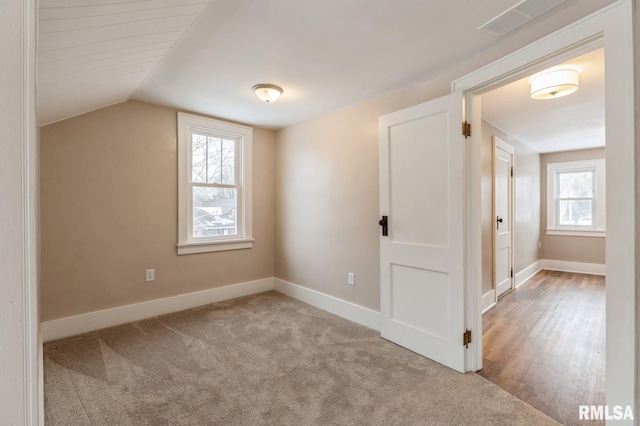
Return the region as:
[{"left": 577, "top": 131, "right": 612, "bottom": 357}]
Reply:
[
  {"left": 37, "top": 0, "right": 615, "bottom": 129},
  {"left": 481, "top": 48, "right": 604, "bottom": 153},
  {"left": 38, "top": 0, "right": 209, "bottom": 125}
]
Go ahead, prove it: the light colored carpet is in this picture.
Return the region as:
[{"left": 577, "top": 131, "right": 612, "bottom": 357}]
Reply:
[{"left": 44, "top": 291, "right": 558, "bottom": 425}]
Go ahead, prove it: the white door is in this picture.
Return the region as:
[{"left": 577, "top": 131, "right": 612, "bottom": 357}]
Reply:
[
  {"left": 493, "top": 137, "right": 514, "bottom": 299},
  {"left": 379, "top": 93, "right": 466, "bottom": 373}
]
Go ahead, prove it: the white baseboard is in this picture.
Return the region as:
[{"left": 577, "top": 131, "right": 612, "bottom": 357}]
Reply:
[
  {"left": 515, "top": 261, "right": 542, "bottom": 288},
  {"left": 273, "top": 278, "right": 381, "bottom": 331},
  {"left": 541, "top": 259, "right": 606, "bottom": 276},
  {"left": 41, "top": 276, "right": 383, "bottom": 341},
  {"left": 482, "top": 290, "right": 496, "bottom": 314},
  {"left": 41, "top": 277, "right": 274, "bottom": 341}
]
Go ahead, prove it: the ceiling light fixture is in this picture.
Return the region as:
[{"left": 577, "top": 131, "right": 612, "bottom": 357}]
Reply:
[
  {"left": 530, "top": 68, "right": 579, "bottom": 100},
  {"left": 252, "top": 84, "right": 283, "bottom": 102}
]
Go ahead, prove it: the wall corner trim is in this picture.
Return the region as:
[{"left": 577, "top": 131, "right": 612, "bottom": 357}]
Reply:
[
  {"left": 482, "top": 290, "right": 496, "bottom": 314},
  {"left": 515, "top": 261, "right": 543, "bottom": 288},
  {"left": 41, "top": 278, "right": 275, "bottom": 341},
  {"left": 273, "top": 278, "right": 381, "bottom": 331},
  {"left": 41, "top": 277, "right": 382, "bottom": 342}
]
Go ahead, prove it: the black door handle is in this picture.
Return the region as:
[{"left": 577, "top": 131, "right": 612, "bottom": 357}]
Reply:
[
  {"left": 496, "top": 216, "right": 503, "bottom": 229},
  {"left": 379, "top": 216, "right": 388, "bottom": 236}
]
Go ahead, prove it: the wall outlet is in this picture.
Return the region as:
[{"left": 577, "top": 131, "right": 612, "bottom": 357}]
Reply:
[
  {"left": 347, "top": 272, "right": 355, "bottom": 286},
  {"left": 538, "top": 241, "right": 542, "bottom": 249},
  {"left": 145, "top": 269, "right": 155, "bottom": 282}
]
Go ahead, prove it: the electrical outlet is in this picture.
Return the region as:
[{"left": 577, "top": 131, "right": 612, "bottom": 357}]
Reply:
[
  {"left": 145, "top": 269, "right": 155, "bottom": 282},
  {"left": 538, "top": 241, "right": 542, "bottom": 249},
  {"left": 348, "top": 272, "right": 355, "bottom": 286}
]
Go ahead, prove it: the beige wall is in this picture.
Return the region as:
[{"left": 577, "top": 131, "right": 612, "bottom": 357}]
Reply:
[
  {"left": 539, "top": 147, "right": 606, "bottom": 264},
  {"left": 273, "top": 1, "right": 611, "bottom": 311},
  {"left": 275, "top": 83, "right": 461, "bottom": 311},
  {"left": 39, "top": 100, "right": 275, "bottom": 321},
  {"left": 480, "top": 120, "right": 541, "bottom": 295}
]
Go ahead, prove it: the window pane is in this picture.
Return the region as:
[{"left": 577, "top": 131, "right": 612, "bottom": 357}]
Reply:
[
  {"left": 221, "top": 139, "right": 235, "bottom": 185},
  {"left": 191, "top": 134, "right": 208, "bottom": 183},
  {"left": 192, "top": 187, "right": 237, "bottom": 238},
  {"left": 205, "top": 136, "right": 221, "bottom": 184},
  {"left": 558, "top": 199, "right": 593, "bottom": 226},
  {"left": 557, "top": 171, "right": 593, "bottom": 198},
  {"left": 205, "top": 137, "right": 236, "bottom": 185}
]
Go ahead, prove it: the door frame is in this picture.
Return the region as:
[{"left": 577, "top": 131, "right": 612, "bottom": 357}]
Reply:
[
  {"left": 493, "top": 137, "right": 515, "bottom": 301},
  {"left": 453, "top": 0, "right": 635, "bottom": 413}
]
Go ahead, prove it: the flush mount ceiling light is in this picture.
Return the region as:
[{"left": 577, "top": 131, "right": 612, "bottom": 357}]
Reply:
[
  {"left": 252, "top": 84, "right": 283, "bottom": 102},
  {"left": 530, "top": 68, "right": 579, "bottom": 100}
]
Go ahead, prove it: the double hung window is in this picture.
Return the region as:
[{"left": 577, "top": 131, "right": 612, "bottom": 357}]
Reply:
[
  {"left": 546, "top": 159, "right": 605, "bottom": 237},
  {"left": 177, "top": 113, "right": 253, "bottom": 254}
]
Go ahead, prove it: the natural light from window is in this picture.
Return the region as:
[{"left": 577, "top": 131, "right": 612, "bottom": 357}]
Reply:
[
  {"left": 546, "top": 159, "right": 605, "bottom": 237},
  {"left": 177, "top": 113, "right": 253, "bottom": 254}
]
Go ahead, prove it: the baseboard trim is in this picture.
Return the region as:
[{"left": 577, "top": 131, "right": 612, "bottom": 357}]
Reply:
[
  {"left": 273, "top": 278, "right": 381, "bottom": 331},
  {"left": 482, "top": 290, "right": 496, "bottom": 314},
  {"left": 41, "top": 277, "right": 383, "bottom": 341},
  {"left": 515, "top": 261, "right": 542, "bottom": 288},
  {"left": 541, "top": 259, "right": 606, "bottom": 276},
  {"left": 41, "top": 277, "right": 274, "bottom": 342}
]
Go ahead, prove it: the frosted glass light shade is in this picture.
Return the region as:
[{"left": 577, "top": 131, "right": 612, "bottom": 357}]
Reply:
[
  {"left": 530, "top": 69, "right": 579, "bottom": 100},
  {"left": 252, "top": 84, "right": 283, "bottom": 102}
]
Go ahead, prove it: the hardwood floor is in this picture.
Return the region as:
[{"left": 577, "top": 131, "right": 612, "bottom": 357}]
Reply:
[{"left": 478, "top": 270, "right": 605, "bottom": 426}]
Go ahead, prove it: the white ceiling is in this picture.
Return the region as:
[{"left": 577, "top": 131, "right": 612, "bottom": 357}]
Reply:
[
  {"left": 37, "top": 0, "right": 615, "bottom": 129},
  {"left": 481, "top": 48, "right": 605, "bottom": 153}
]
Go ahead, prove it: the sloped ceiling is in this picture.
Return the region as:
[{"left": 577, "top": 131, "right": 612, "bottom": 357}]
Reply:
[
  {"left": 37, "top": 0, "right": 616, "bottom": 129},
  {"left": 38, "top": 0, "right": 209, "bottom": 125}
]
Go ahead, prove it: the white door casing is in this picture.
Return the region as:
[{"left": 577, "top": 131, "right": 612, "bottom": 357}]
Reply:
[
  {"left": 379, "top": 92, "right": 466, "bottom": 373},
  {"left": 453, "top": 0, "right": 634, "bottom": 412},
  {"left": 493, "top": 138, "right": 514, "bottom": 299}
]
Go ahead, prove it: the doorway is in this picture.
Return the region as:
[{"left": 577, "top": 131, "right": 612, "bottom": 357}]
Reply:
[
  {"left": 453, "top": 0, "right": 634, "bottom": 414},
  {"left": 476, "top": 48, "right": 607, "bottom": 423}
]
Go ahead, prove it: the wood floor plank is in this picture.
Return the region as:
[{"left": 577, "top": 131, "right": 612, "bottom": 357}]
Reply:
[{"left": 478, "top": 270, "right": 605, "bottom": 426}]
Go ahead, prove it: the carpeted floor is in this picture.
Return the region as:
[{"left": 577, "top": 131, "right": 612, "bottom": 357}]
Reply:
[{"left": 44, "top": 291, "right": 558, "bottom": 425}]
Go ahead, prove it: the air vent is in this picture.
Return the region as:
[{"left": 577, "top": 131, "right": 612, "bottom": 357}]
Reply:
[{"left": 478, "top": 0, "right": 566, "bottom": 37}]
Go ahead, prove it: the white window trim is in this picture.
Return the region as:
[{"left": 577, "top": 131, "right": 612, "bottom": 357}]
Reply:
[
  {"left": 177, "top": 112, "right": 253, "bottom": 254},
  {"left": 546, "top": 159, "right": 605, "bottom": 238}
]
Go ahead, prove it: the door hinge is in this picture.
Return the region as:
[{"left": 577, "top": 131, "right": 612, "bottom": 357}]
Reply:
[
  {"left": 510, "top": 268, "right": 514, "bottom": 278},
  {"left": 510, "top": 166, "right": 513, "bottom": 177},
  {"left": 463, "top": 329, "right": 472, "bottom": 348},
  {"left": 462, "top": 121, "right": 471, "bottom": 138}
]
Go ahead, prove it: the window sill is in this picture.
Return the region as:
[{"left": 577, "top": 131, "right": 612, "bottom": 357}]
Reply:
[
  {"left": 545, "top": 229, "right": 605, "bottom": 238},
  {"left": 177, "top": 238, "right": 254, "bottom": 255}
]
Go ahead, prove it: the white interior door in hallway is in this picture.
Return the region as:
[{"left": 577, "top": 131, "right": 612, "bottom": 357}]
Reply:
[{"left": 493, "top": 137, "right": 514, "bottom": 299}]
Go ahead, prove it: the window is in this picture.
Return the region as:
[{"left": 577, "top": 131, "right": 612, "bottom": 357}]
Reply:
[
  {"left": 177, "top": 113, "right": 253, "bottom": 254},
  {"left": 546, "top": 159, "right": 605, "bottom": 237}
]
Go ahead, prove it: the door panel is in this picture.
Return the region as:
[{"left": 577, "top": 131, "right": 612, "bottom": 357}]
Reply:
[
  {"left": 389, "top": 114, "right": 449, "bottom": 247},
  {"left": 379, "top": 93, "right": 465, "bottom": 373}
]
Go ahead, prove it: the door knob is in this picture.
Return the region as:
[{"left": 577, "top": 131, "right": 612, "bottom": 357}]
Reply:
[
  {"left": 496, "top": 216, "right": 503, "bottom": 229},
  {"left": 379, "top": 216, "right": 388, "bottom": 236}
]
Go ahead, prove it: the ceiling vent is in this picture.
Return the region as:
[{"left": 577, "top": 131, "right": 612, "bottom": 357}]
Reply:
[{"left": 478, "top": 0, "right": 567, "bottom": 37}]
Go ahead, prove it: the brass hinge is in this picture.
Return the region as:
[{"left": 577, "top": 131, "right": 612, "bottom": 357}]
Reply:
[
  {"left": 463, "top": 329, "right": 472, "bottom": 348},
  {"left": 510, "top": 166, "right": 513, "bottom": 177},
  {"left": 462, "top": 121, "right": 471, "bottom": 138},
  {"left": 510, "top": 268, "right": 514, "bottom": 278}
]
